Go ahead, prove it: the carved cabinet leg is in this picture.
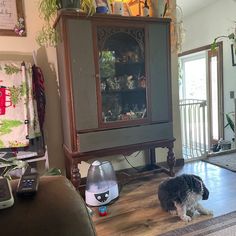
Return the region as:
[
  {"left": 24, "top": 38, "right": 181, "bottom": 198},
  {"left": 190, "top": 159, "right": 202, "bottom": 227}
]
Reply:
[
  {"left": 149, "top": 148, "right": 156, "bottom": 169},
  {"left": 71, "top": 161, "right": 81, "bottom": 190},
  {"left": 167, "top": 144, "right": 176, "bottom": 177}
]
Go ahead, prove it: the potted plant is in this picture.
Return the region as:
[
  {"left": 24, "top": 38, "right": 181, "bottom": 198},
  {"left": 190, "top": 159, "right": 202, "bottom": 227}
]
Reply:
[
  {"left": 211, "top": 33, "right": 235, "bottom": 51},
  {"left": 36, "top": 0, "right": 95, "bottom": 47},
  {"left": 211, "top": 23, "right": 236, "bottom": 52},
  {"left": 59, "top": 0, "right": 80, "bottom": 8},
  {"left": 223, "top": 112, "right": 235, "bottom": 150},
  {"left": 81, "top": 0, "right": 96, "bottom": 15},
  {"left": 225, "top": 112, "right": 235, "bottom": 132},
  {"left": 36, "top": 0, "right": 60, "bottom": 47},
  {"left": 0, "top": 157, "right": 28, "bottom": 179},
  {"left": 0, "top": 156, "right": 61, "bottom": 179}
]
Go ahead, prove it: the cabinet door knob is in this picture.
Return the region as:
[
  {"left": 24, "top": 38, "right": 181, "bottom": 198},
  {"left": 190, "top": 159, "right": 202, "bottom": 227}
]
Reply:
[{"left": 95, "top": 74, "right": 100, "bottom": 78}]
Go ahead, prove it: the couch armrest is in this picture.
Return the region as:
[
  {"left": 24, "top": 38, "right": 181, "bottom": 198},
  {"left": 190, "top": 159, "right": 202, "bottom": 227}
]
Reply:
[{"left": 0, "top": 176, "right": 96, "bottom": 236}]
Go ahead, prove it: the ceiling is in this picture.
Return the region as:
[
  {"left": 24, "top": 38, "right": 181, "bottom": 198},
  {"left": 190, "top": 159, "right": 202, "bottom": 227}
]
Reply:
[{"left": 176, "top": 0, "right": 220, "bottom": 17}]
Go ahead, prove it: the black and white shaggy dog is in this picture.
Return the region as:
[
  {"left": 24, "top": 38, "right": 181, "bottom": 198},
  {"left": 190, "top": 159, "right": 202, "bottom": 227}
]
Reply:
[{"left": 158, "top": 174, "right": 213, "bottom": 222}]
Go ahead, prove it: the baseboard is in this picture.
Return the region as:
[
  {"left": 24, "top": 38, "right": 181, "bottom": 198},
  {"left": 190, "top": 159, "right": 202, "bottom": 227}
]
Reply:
[
  {"left": 175, "top": 158, "right": 185, "bottom": 166},
  {"left": 208, "top": 148, "right": 236, "bottom": 157},
  {"left": 157, "top": 158, "right": 184, "bottom": 168}
]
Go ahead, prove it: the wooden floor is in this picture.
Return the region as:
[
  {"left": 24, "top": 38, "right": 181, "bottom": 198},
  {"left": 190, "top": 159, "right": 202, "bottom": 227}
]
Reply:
[{"left": 91, "top": 160, "right": 236, "bottom": 236}]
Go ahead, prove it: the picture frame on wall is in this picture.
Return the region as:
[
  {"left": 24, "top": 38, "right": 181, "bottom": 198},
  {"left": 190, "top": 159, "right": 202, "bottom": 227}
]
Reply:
[
  {"left": 231, "top": 44, "right": 236, "bottom": 66},
  {"left": 0, "top": 0, "right": 26, "bottom": 36}
]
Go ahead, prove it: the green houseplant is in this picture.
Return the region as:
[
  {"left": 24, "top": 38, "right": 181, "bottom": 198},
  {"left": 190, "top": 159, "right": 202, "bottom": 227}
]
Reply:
[
  {"left": 36, "top": 0, "right": 95, "bottom": 47},
  {"left": 36, "top": 0, "right": 60, "bottom": 47},
  {"left": 0, "top": 157, "right": 28, "bottom": 179},
  {"left": 0, "top": 156, "right": 61, "bottom": 179},
  {"left": 225, "top": 112, "right": 235, "bottom": 132},
  {"left": 211, "top": 33, "right": 235, "bottom": 51},
  {"left": 211, "top": 22, "right": 236, "bottom": 53}
]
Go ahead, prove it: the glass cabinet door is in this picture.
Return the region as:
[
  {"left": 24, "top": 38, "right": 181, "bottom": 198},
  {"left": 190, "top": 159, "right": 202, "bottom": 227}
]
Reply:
[{"left": 96, "top": 25, "right": 148, "bottom": 126}]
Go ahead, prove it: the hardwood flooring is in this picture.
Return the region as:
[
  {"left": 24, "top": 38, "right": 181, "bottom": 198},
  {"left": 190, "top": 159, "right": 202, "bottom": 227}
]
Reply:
[{"left": 91, "top": 161, "right": 236, "bottom": 235}]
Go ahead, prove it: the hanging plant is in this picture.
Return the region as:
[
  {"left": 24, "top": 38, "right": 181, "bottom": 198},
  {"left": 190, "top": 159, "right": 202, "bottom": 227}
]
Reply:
[
  {"left": 36, "top": 0, "right": 60, "bottom": 47},
  {"left": 211, "top": 22, "right": 236, "bottom": 54},
  {"left": 36, "top": 0, "right": 96, "bottom": 46},
  {"left": 36, "top": 24, "right": 59, "bottom": 47},
  {"left": 80, "top": 0, "right": 96, "bottom": 15},
  {"left": 39, "top": 0, "right": 59, "bottom": 21}
]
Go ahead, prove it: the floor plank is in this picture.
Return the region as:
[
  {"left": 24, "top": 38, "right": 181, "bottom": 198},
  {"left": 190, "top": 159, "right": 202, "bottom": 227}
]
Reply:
[{"left": 91, "top": 161, "right": 236, "bottom": 235}]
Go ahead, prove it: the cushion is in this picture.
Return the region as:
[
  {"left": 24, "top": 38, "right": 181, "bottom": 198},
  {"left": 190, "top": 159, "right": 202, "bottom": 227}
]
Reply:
[{"left": 0, "top": 176, "right": 96, "bottom": 236}]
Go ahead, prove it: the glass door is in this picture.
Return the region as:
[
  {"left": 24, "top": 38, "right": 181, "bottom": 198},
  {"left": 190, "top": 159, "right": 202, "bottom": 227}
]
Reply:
[
  {"left": 179, "top": 43, "right": 223, "bottom": 159},
  {"left": 95, "top": 25, "right": 148, "bottom": 127}
]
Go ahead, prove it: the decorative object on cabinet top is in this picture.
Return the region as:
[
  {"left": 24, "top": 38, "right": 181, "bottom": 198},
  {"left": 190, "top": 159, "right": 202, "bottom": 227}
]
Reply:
[{"left": 54, "top": 9, "right": 171, "bottom": 26}]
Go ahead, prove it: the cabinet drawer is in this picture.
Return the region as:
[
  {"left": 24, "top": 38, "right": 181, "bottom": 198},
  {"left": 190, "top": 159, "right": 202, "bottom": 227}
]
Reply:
[{"left": 78, "top": 123, "right": 173, "bottom": 152}]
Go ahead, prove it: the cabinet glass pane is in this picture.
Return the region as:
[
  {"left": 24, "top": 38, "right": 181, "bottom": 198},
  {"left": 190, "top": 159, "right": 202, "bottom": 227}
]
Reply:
[{"left": 97, "top": 26, "right": 147, "bottom": 124}]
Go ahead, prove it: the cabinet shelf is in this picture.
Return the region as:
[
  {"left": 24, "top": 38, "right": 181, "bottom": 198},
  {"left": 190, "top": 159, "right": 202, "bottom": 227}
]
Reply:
[
  {"left": 102, "top": 87, "right": 146, "bottom": 94},
  {"left": 115, "top": 61, "right": 144, "bottom": 66},
  {"left": 114, "top": 62, "right": 145, "bottom": 77}
]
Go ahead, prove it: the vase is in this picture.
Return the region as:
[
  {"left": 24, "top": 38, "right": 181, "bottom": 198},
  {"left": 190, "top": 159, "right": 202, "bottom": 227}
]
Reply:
[
  {"left": 149, "top": 0, "right": 165, "bottom": 17},
  {"left": 113, "top": 1, "right": 124, "bottom": 15}
]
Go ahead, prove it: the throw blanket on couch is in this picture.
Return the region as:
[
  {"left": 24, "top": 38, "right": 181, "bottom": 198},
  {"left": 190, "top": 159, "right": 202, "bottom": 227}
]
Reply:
[{"left": 0, "top": 61, "right": 41, "bottom": 148}]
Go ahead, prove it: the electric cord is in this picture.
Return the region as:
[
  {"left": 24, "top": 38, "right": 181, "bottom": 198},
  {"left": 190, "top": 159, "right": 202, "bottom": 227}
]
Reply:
[
  {"left": 122, "top": 150, "right": 142, "bottom": 172},
  {"left": 118, "top": 151, "right": 143, "bottom": 191},
  {"left": 123, "top": 155, "right": 140, "bottom": 172}
]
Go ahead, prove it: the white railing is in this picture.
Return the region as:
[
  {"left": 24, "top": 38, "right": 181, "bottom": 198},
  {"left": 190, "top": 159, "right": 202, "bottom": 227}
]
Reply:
[{"left": 179, "top": 99, "right": 208, "bottom": 160}]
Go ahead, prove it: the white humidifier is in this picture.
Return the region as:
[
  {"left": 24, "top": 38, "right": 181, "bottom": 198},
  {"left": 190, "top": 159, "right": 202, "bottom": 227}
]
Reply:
[{"left": 85, "top": 160, "right": 119, "bottom": 206}]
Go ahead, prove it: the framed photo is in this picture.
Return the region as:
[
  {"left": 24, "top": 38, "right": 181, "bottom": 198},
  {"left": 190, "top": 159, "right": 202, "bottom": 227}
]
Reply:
[
  {"left": 95, "top": 0, "right": 112, "bottom": 13},
  {"left": 0, "top": 0, "right": 26, "bottom": 36},
  {"left": 231, "top": 44, "right": 236, "bottom": 66}
]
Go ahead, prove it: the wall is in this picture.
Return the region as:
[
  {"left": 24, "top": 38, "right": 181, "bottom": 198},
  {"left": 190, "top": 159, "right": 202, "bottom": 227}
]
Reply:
[
  {"left": 0, "top": 0, "right": 182, "bottom": 177},
  {"left": 0, "top": 0, "right": 65, "bottom": 173},
  {"left": 182, "top": 0, "right": 236, "bottom": 141}
]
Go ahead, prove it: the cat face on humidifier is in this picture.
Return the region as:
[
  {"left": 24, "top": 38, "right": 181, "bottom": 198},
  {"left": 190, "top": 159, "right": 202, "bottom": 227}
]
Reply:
[{"left": 85, "top": 161, "right": 119, "bottom": 206}]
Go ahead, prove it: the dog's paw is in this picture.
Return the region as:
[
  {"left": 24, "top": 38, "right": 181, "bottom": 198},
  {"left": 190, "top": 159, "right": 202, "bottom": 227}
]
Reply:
[
  {"left": 181, "top": 215, "right": 192, "bottom": 222},
  {"left": 198, "top": 208, "right": 213, "bottom": 216},
  {"left": 204, "top": 210, "right": 213, "bottom": 215},
  {"left": 169, "top": 210, "right": 177, "bottom": 216},
  {"left": 188, "top": 210, "right": 200, "bottom": 218}
]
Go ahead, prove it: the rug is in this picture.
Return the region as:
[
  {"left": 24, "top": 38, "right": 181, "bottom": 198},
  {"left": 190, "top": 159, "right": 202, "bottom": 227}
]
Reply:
[
  {"left": 204, "top": 152, "right": 236, "bottom": 172},
  {"left": 161, "top": 211, "right": 236, "bottom": 236}
]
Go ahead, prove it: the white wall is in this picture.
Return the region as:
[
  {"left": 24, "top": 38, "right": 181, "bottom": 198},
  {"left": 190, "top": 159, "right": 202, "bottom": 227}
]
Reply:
[
  {"left": 182, "top": 0, "right": 236, "bottom": 141},
  {"left": 0, "top": 0, "right": 65, "bottom": 172}
]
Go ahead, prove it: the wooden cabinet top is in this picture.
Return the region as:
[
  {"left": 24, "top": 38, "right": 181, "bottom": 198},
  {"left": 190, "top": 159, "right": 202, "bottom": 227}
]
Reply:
[{"left": 54, "top": 9, "right": 171, "bottom": 27}]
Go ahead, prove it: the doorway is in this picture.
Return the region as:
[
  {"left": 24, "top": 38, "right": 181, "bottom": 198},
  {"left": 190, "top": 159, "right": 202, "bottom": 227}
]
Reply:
[{"left": 178, "top": 43, "right": 223, "bottom": 160}]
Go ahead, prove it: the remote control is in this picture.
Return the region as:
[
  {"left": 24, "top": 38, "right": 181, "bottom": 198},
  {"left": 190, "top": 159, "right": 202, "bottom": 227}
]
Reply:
[
  {"left": 16, "top": 171, "right": 39, "bottom": 197},
  {"left": 0, "top": 177, "right": 14, "bottom": 209}
]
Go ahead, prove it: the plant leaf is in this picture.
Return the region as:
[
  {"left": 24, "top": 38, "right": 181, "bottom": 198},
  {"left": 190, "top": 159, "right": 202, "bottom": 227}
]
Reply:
[
  {"left": 43, "top": 168, "right": 61, "bottom": 176},
  {"left": 226, "top": 113, "right": 234, "bottom": 132}
]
